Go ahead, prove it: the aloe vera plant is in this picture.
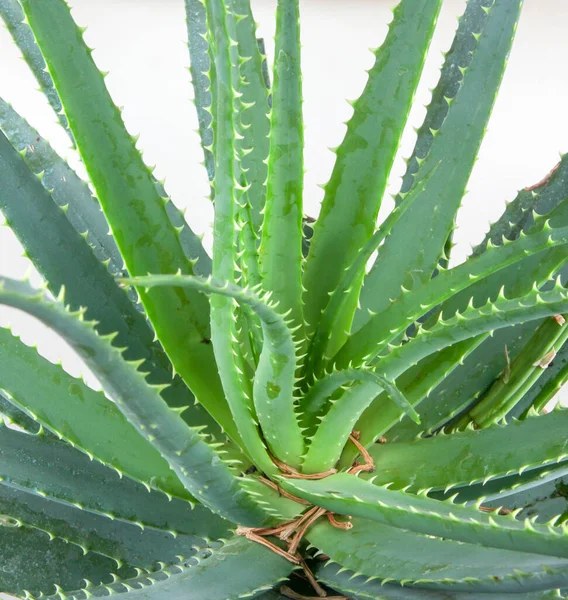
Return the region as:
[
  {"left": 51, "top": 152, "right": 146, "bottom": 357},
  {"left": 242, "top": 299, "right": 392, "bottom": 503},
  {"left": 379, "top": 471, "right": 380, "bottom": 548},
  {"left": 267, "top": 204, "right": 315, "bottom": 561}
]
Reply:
[{"left": 2, "top": 0, "right": 568, "bottom": 598}]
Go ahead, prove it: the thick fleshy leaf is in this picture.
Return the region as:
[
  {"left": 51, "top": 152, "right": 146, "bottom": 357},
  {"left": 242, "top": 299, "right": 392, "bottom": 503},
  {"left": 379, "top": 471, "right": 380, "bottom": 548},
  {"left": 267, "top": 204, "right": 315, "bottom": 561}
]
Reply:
[
  {"left": 286, "top": 473, "right": 568, "bottom": 559},
  {"left": 315, "top": 540, "right": 567, "bottom": 597},
  {"left": 38, "top": 537, "right": 293, "bottom": 600},
  {"left": 384, "top": 153, "right": 568, "bottom": 443},
  {"left": 433, "top": 461, "right": 568, "bottom": 506},
  {"left": 0, "top": 481, "right": 214, "bottom": 572},
  {"left": 230, "top": 0, "right": 271, "bottom": 234},
  {"left": 364, "top": 408, "right": 568, "bottom": 492},
  {"left": 0, "top": 423, "right": 230, "bottom": 537},
  {"left": 0, "top": 97, "right": 122, "bottom": 274},
  {"left": 18, "top": 0, "right": 234, "bottom": 440},
  {"left": 339, "top": 282, "right": 568, "bottom": 469},
  {"left": 300, "top": 370, "right": 416, "bottom": 474},
  {"left": 0, "top": 0, "right": 72, "bottom": 139},
  {"left": 259, "top": 0, "right": 304, "bottom": 338},
  {"left": 0, "top": 278, "right": 270, "bottom": 526},
  {"left": 311, "top": 518, "right": 568, "bottom": 594},
  {"left": 461, "top": 317, "right": 568, "bottom": 428},
  {"left": 0, "top": 524, "right": 136, "bottom": 598},
  {"left": 337, "top": 220, "right": 568, "bottom": 368},
  {"left": 185, "top": 0, "right": 215, "bottom": 184},
  {"left": 124, "top": 275, "right": 305, "bottom": 470},
  {"left": 0, "top": 122, "right": 221, "bottom": 439},
  {"left": 0, "top": 389, "right": 39, "bottom": 434},
  {"left": 354, "top": 0, "right": 523, "bottom": 332},
  {"left": 206, "top": 0, "right": 276, "bottom": 475},
  {"left": 302, "top": 0, "right": 441, "bottom": 358},
  {"left": 0, "top": 326, "right": 190, "bottom": 499}
]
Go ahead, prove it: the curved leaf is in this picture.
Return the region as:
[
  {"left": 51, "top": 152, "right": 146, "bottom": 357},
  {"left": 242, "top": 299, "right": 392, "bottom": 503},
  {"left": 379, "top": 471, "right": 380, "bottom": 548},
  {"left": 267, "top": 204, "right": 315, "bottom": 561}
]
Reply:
[
  {"left": 0, "top": 0, "right": 72, "bottom": 139},
  {"left": 364, "top": 408, "right": 568, "bottom": 492},
  {"left": 18, "top": 0, "right": 233, "bottom": 439},
  {"left": 0, "top": 482, "right": 213, "bottom": 572},
  {"left": 259, "top": 0, "right": 304, "bottom": 338},
  {"left": 302, "top": 0, "right": 442, "bottom": 355},
  {"left": 385, "top": 164, "right": 568, "bottom": 442},
  {"left": 0, "top": 390, "right": 39, "bottom": 434},
  {"left": 230, "top": 0, "right": 271, "bottom": 234},
  {"left": 316, "top": 551, "right": 566, "bottom": 598},
  {"left": 0, "top": 125, "right": 221, "bottom": 440},
  {"left": 300, "top": 370, "right": 416, "bottom": 474},
  {"left": 0, "top": 326, "right": 189, "bottom": 499},
  {"left": 0, "top": 278, "right": 269, "bottom": 526},
  {"left": 462, "top": 316, "right": 568, "bottom": 427},
  {"left": 0, "top": 524, "right": 135, "bottom": 598},
  {"left": 286, "top": 473, "right": 568, "bottom": 559},
  {"left": 337, "top": 221, "right": 568, "bottom": 368},
  {"left": 38, "top": 537, "right": 293, "bottom": 600},
  {"left": 124, "top": 275, "right": 305, "bottom": 470},
  {"left": 433, "top": 461, "right": 568, "bottom": 506},
  {"left": 304, "top": 168, "right": 435, "bottom": 380},
  {"left": 207, "top": 0, "right": 275, "bottom": 474},
  {"left": 0, "top": 97, "right": 122, "bottom": 274},
  {"left": 355, "top": 0, "right": 523, "bottom": 331},
  {"left": 185, "top": 0, "right": 215, "bottom": 184},
  {"left": 378, "top": 282, "right": 568, "bottom": 382},
  {"left": 0, "top": 423, "right": 230, "bottom": 537},
  {"left": 340, "top": 282, "right": 568, "bottom": 466}
]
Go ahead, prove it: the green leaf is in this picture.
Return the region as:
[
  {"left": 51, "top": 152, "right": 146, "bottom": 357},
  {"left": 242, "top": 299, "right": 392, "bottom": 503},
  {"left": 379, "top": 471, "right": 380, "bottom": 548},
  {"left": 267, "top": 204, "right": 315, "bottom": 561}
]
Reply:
[
  {"left": 236, "top": 195, "right": 262, "bottom": 299},
  {"left": 230, "top": 0, "right": 271, "bottom": 235},
  {"left": 205, "top": 0, "right": 282, "bottom": 476},
  {"left": 523, "top": 357, "right": 568, "bottom": 416},
  {"left": 0, "top": 124, "right": 221, "bottom": 441},
  {"left": 461, "top": 316, "right": 568, "bottom": 428},
  {"left": 0, "top": 390, "right": 39, "bottom": 434},
  {"left": 38, "top": 537, "right": 293, "bottom": 600},
  {"left": 0, "top": 326, "right": 189, "bottom": 500},
  {"left": 259, "top": 0, "right": 304, "bottom": 338},
  {"left": 301, "top": 368, "right": 419, "bottom": 435},
  {"left": 0, "top": 97, "right": 212, "bottom": 279},
  {"left": 0, "top": 278, "right": 270, "bottom": 526},
  {"left": 0, "top": 0, "right": 72, "bottom": 140},
  {"left": 338, "top": 337, "right": 487, "bottom": 468},
  {"left": 396, "top": 1, "right": 492, "bottom": 202},
  {"left": 302, "top": 0, "right": 442, "bottom": 354},
  {"left": 0, "top": 481, "right": 215, "bottom": 572},
  {"left": 0, "top": 523, "right": 135, "bottom": 598},
  {"left": 18, "top": 0, "right": 233, "bottom": 439},
  {"left": 503, "top": 475, "right": 568, "bottom": 525},
  {"left": 315, "top": 537, "right": 567, "bottom": 597},
  {"left": 124, "top": 275, "right": 305, "bottom": 470},
  {"left": 300, "top": 370, "right": 417, "bottom": 474},
  {"left": 433, "top": 461, "right": 568, "bottom": 506},
  {"left": 304, "top": 167, "right": 436, "bottom": 380},
  {"left": 336, "top": 220, "right": 568, "bottom": 368},
  {"left": 286, "top": 473, "right": 568, "bottom": 559},
  {"left": 354, "top": 0, "right": 523, "bottom": 332},
  {"left": 0, "top": 423, "right": 230, "bottom": 538},
  {"left": 234, "top": 176, "right": 263, "bottom": 363},
  {"left": 339, "top": 282, "right": 568, "bottom": 463},
  {"left": 0, "top": 97, "right": 122, "bottom": 275},
  {"left": 363, "top": 408, "right": 568, "bottom": 492},
  {"left": 473, "top": 156, "right": 568, "bottom": 259},
  {"left": 377, "top": 281, "right": 568, "bottom": 382},
  {"left": 257, "top": 37, "right": 271, "bottom": 92},
  {"left": 385, "top": 160, "right": 568, "bottom": 442},
  {"left": 185, "top": 0, "right": 215, "bottom": 184}
]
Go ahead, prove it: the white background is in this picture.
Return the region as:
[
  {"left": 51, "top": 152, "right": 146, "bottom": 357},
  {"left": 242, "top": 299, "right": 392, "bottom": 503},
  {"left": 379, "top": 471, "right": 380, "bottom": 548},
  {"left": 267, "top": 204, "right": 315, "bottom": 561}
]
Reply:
[{"left": 0, "top": 0, "right": 567, "bottom": 595}]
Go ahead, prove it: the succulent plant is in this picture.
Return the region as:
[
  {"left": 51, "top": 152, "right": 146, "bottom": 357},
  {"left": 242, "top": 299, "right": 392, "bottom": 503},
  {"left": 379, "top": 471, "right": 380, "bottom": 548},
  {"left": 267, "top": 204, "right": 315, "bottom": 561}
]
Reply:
[{"left": 1, "top": 0, "right": 568, "bottom": 598}]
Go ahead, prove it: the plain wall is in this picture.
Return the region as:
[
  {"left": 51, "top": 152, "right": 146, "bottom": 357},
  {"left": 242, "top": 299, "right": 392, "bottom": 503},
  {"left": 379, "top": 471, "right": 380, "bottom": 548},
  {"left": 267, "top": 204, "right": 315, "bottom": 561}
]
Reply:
[{"left": 0, "top": 1, "right": 567, "bottom": 595}]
